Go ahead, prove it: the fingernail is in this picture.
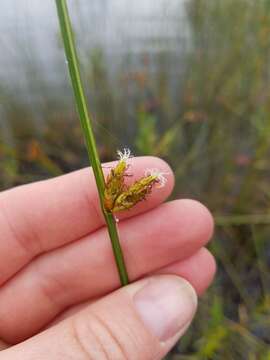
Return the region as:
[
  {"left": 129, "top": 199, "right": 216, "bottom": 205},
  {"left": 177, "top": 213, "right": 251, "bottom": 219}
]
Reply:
[{"left": 134, "top": 276, "right": 197, "bottom": 342}]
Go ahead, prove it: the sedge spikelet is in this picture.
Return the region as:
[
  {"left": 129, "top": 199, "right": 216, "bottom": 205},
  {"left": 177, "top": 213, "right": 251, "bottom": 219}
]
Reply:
[{"left": 103, "top": 149, "right": 168, "bottom": 213}]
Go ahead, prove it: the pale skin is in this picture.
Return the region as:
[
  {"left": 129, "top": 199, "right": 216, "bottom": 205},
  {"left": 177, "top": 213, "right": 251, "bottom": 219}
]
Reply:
[{"left": 0, "top": 156, "right": 215, "bottom": 359}]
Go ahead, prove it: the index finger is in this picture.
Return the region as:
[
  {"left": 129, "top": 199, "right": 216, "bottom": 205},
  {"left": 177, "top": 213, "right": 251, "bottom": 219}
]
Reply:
[{"left": 0, "top": 156, "right": 174, "bottom": 284}]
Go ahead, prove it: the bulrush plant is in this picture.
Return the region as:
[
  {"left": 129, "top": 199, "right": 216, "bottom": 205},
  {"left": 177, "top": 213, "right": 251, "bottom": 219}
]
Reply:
[{"left": 55, "top": 1, "right": 167, "bottom": 286}]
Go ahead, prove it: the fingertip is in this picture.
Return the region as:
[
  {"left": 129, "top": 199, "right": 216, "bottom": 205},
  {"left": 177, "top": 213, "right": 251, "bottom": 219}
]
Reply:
[
  {"left": 192, "top": 247, "right": 216, "bottom": 295},
  {"left": 204, "top": 252, "right": 216, "bottom": 294},
  {"left": 155, "top": 247, "right": 216, "bottom": 296},
  {"left": 177, "top": 199, "right": 214, "bottom": 245}
]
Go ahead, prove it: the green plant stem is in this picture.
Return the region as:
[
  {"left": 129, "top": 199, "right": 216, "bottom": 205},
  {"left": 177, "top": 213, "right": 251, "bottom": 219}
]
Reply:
[
  {"left": 55, "top": 0, "right": 129, "bottom": 286},
  {"left": 215, "top": 213, "right": 270, "bottom": 226}
]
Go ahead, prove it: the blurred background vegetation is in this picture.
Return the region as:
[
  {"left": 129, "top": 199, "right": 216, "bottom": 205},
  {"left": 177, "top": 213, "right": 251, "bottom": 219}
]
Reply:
[{"left": 0, "top": 0, "right": 270, "bottom": 358}]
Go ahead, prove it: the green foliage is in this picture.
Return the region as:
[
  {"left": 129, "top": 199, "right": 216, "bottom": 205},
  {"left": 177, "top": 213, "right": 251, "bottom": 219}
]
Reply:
[
  {"left": 135, "top": 111, "right": 158, "bottom": 154},
  {"left": 135, "top": 110, "right": 179, "bottom": 157}
]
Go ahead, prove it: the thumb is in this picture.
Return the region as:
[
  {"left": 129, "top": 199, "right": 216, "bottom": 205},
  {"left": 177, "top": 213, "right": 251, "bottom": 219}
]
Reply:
[{"left": 2, "top": 275, "right": 197, "bottom": 360}]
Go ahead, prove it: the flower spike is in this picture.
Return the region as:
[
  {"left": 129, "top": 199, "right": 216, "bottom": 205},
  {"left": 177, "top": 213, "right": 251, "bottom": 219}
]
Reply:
[
  {"left": 103, "top": 151, "right": 168, "bottom": 213},
  {"left": 144, "top": 168, "right": 168, "bottom": 188}
]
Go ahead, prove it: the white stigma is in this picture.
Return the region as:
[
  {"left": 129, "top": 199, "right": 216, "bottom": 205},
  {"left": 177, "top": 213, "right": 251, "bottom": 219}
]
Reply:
[
  {"left": 144, "top": 168, "right": 169, "bottom": 188},
  {"left": 117, "top": 148, "right": 132, "bottom": 161}
]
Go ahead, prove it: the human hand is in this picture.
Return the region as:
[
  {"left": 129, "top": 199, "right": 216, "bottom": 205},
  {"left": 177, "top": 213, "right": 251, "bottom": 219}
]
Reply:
[{"left": 0, "top": 157, "right": 215, "bottom": 359}]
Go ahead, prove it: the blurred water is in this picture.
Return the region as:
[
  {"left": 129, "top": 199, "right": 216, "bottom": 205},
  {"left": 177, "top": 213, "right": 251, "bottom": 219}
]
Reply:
[{"left": 0, "top": 0, "right": 190, "bottom": 112}]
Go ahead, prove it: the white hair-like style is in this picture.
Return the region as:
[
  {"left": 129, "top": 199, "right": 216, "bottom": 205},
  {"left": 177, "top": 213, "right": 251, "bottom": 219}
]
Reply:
[
  {"left": 144, "top": 168, "right": 169, "bottom": 188},
  {"left": 117, "top": 148, "right": 132, "bottom": 161}
]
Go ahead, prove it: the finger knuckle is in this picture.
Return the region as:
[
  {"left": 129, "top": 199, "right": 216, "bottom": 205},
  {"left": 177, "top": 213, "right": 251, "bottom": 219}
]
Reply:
[{"left": 71, "top": 313, "right": 129, "bottom": 360}]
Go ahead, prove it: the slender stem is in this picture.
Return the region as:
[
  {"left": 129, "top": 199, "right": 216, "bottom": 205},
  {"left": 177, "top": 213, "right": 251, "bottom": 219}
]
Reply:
[
  {"left": 55, "top": 0, "right": 129, "bottom": 286},
  {"left": 215, "top": 213, "right": 270, "bottom": 226}
]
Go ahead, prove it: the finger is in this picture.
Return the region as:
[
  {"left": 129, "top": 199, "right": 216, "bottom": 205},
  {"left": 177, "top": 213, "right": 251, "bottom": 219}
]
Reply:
[
  {"left": 47, "top": 247, "right": 216, "bottom": 327},
  {"left": 155, "top": 247, "right": 216, "bottom": 296},
  {"left": 0, "top": 199, "right": 213, "bottom": 343},
  {"left": 0, "top": 156, "right": 174, "bottom": 284},
  {"left": 0, "top": 340, "right": 9, "bottom": 351},
  {"left": 1, "top": 276, "right": 197, "bottom": 360}
]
